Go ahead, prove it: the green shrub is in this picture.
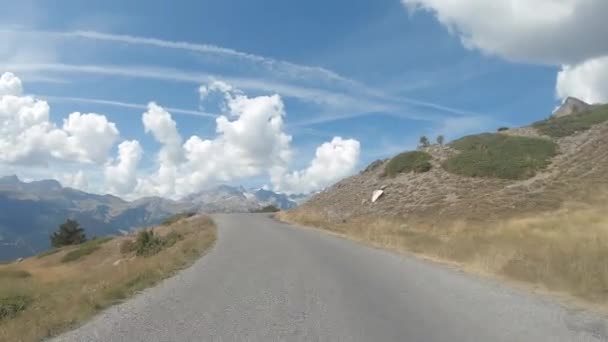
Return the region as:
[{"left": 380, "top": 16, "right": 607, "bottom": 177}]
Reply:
[
  {"left": 497, "top": 127, "right": 509, "bottom": 132},
  {"left": 61, "top": 237, "right": 113, "bottom": 263},
  {"left": 0, "top": 296, "right": 31, "bottom": 320},
  {"left": 51, "top": 219, "right": 87, "bottom": 248},
  {"left": 0, "top": 270, "right": 31, "bottom": 279},
  {"left": 135, "top": 230, "right": 164, "bottom": 257},
  {"left": 533, "top": 105, "right": 608, "bottom": 137},
  {"left": 443, "top": 133, "right": 557, "bottom": 180},
  {"left": 383, "top": 151, "right": 432, "bottom": 177}
]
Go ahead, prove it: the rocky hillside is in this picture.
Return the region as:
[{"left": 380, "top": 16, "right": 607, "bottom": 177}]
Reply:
[{"left": 287, "top": 98, "right": 608, "bottom": 228}]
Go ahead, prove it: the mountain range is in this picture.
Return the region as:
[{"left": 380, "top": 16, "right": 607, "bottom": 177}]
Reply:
[{"left": 0, "top": 177, "right": 302, "bottom": 261}]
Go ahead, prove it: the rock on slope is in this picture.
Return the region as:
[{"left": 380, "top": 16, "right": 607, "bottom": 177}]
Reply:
[{"left": 289, "top": 99, "right": 608, "bottom": 227}]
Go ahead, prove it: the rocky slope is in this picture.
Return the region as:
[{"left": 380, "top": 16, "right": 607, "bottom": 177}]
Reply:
[{"left": 288, "top": 98, "right": 608, "bottom": 228}]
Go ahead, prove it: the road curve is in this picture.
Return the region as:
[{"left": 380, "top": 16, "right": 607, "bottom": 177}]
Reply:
[{"left": 52, "top": 214, "right": 608, "bottom": 341}]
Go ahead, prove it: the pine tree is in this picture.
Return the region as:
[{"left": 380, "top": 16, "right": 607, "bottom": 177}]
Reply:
[
  {"left": 50, "top": 219, "right": 87, "bottom": 248},
  {"left": 419, "top": 136, "right": 430, "bottom": 148},
  {"left": 436, "top": 135, "right": 445, "bottom": 145}
]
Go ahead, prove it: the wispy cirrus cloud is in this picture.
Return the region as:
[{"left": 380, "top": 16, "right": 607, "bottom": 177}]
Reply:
[
  {"left": 0, "top": 28, "right": 356, "bottom": 86},
  {"left": 1, "top": 28, "right": 482, "bottom": 127},
  {"left": 39, "top": 95, "right": 218, "bottom": 118}
]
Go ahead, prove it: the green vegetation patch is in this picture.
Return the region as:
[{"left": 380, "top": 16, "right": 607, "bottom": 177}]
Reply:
[
  {"left": 383, "top": 151, "right": 432, "bottom": 177},
  {"left": 443, "top": 133, "right": 557, "bottom": 180},
  {"left": 0, "top": 295, "right": 31, "bottom": 320},
  {"left": 60, "top": 237, "right": 113, "bottom": 263},
  {"left": 533, "top": 104, "right": 608, "bottom": 137}
]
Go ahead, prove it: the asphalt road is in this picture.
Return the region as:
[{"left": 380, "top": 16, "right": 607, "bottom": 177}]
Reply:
[{"left": 53, "top": 213, "right": 608, "bottom": 341}]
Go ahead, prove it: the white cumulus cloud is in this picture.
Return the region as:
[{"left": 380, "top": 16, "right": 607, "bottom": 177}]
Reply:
[
  {"left": 0, "top": 72, "right": 119, "bottom": 165},
  {"left": 272, "top": 137, "right": 360, "bottom": 194},
  {"left": 142, "top": 102, "right": 183, "bottom": 166},
  {"left": 57, "top": 170, "right": 89, "bottom": 190},
  {"left": 0, "top": 72, "right": 23, "bottom": 96},
  {"left": 402, "top": 0, "right": 608, "bottom": 103},
  {"left": 136, "top": 82, "right": 359, "bottom": 198},
  {"left": 402, "top": 0, "right": 608, "bottom": 65},
  {"left": 556, "top": 56, "right": 608, "bottom": 104},
  {"left": 104, "top": 140, "right": 143, "bottom": 194}
]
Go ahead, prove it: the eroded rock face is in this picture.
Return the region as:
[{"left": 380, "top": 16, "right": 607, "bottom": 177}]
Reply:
[{"left": 553, "top": 97, "right": 591, "bottom": 118}]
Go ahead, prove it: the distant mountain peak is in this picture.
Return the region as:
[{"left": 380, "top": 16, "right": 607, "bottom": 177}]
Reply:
[{"left": 553, "top": 97, "right": 591, "bottom": 118}]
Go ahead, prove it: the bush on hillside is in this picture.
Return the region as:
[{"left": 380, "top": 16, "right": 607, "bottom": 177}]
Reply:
[
  {"left": 443, "top": 133, "right": 557, "bottom": 180},
  {"left": 134, "top": 230, "right": 164, "bottom": 257},
  {"left": 0, "top": 295, "right": 31, "bottom": 321},
  {"left": 383, "top": 151, "right": 432, "bottom": 177},
  {"left": 50, "top": 219, "right": 86, "bottom": 248},
  {"left": 497, "top": 127, "right": 509, "bottom": 132},
  {"left": 533, "top": 104, "right": 608, "bottom": 137}
]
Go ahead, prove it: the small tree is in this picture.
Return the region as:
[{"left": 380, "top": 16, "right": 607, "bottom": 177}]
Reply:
[
  {"left": 50, "top": 219, "right": 87, "bottom": 248},
  {"left": 418, "top": 136, "right": 430, "bottom": 148},
  {"left": 436, "top": 135, "right": 445, "bottom": 145}
]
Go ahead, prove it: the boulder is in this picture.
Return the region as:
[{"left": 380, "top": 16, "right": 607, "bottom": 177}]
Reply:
[{"left": 371, "top": 190, "right": 384, "bottom": 203}]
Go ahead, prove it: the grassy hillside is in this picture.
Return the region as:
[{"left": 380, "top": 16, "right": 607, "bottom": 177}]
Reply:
[
  {"left": 279, "top": 102, "right": 608, "bottom": 308},
  {"left": 533, "top": 104, "right": 608, "bottom": 137},
  {"left": 382, "top": 151, "right": 432, "bottom": 177},
  {"left": 0, "top": 215, "right": 216, "bottom": 342},
  {"left": 443, "top": 133, "right": 557, "bottom": 180}
]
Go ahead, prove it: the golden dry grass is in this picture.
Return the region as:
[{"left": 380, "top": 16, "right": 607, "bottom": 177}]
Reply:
[
  {"left": 0, "top": 215, "right": 216, "bottom": 342},
  {"left": 278, "top": 199, "right": 608, "bottom": 307}
]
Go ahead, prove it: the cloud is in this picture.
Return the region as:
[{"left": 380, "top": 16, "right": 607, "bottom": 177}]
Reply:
[
  {"left": 0, "top": 28, "right": 353, "bottom": 85},
  {"left": 556, "top": 56, "right": 608, "bottom": 104},
  {"left": 104, "top": 140, "right": 142, "bottom": 194},
  {"left": 0, "top": 72, "right": 22, "bottom": 95},
  {"left": 40, "top": 95, "right": 218, "bottom": 118},
  {"left": 1, "top": 63, "right": 482, "bottom": 124},
  {"left": 142, "top": 102, "right": 184, "bottom": 166},
  {"left": 402, "top": 0, "right": 608, "bottom": 103},
  {"left": 135, "top": 81, "right": 359, "bottom": 198},
  {"left": 136, "top": 83, "right": 293, "bottom": 198},
  {"left": 57, "top": 170, "right": 88, "bottom": 190},
  {"left": 272, "top": 137, "right": 360, "bottom": 194},
  {"left": 0, "top": 72, "right": 119, "bottom": 165},
  {"left": 402, "top": 0, "right": 608, "bottom": 65}
]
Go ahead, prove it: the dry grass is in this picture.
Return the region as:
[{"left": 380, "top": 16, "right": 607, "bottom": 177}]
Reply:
[
  {"left": 0, "top": 215, "right": 216, "bottom": 342},
  {"left": 278, "top": 199, "right": 608, "bottom": 306}
]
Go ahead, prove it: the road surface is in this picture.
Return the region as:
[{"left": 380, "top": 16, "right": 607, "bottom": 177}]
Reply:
[{"left": 53, "top": 214, "right": 608, "bottom": 341}]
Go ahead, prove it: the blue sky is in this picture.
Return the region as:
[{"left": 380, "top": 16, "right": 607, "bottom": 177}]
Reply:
[{"left": 0, "top": 0, "right": 605, "bottom": 198}]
